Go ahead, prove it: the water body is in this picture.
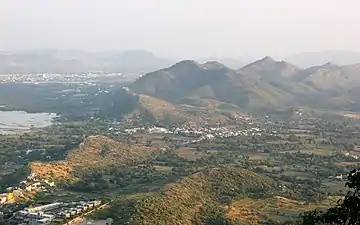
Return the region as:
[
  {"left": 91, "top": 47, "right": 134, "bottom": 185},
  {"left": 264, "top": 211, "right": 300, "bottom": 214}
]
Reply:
[{"left": 0, "top": 111, "right": 57, "bottom": 134}]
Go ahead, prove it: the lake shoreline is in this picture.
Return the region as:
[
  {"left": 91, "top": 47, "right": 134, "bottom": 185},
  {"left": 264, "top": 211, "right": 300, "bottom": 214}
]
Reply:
[{"left": 0, "top": 111, "right": 57, "bottom": 135}]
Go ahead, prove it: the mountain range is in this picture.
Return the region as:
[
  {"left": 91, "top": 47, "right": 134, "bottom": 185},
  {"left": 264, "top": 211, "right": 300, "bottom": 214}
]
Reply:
[{"left": 124, "top": 56, "right": 360, "bottom": 123}]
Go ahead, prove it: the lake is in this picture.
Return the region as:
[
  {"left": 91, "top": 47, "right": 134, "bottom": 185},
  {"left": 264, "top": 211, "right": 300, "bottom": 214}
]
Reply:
[{"left": 0, "top": 111, "right": 57, "bottom": 134}]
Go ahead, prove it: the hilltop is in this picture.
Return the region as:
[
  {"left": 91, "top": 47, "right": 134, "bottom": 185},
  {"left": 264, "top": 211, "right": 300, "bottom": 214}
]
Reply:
[
  {"left": 29, "top": 135, "right": 155, "bottom": 183},
  {"left": 238, "top": 56, "right": 300, "bottom": 79},
  {"left": 197, "top": 57, "right": 246, "bottom": 69}
]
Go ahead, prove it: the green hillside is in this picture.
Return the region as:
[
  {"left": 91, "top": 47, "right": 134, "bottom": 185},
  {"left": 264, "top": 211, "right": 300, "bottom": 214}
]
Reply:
[
  {"left": 118, "top": 166, "right": 287, "bottom": 225},
  {"left": 91, "top": 166, "right": 339, "bottom": 225}
]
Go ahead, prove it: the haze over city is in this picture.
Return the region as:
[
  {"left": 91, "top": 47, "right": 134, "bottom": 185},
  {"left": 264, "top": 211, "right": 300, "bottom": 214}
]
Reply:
[{"left": 1, "top": 0, "right": 359, "bottom": 59}]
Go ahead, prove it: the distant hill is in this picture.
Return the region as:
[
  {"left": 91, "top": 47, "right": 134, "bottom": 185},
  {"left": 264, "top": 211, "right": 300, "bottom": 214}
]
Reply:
[
  {"left": 197, "top": 57, "right": 246, "bottom": 69},
  {"left": 0, "top": 49, "right": 173, "bottom": 74},
  {"left": 286, "top": 50, "right": 360, "bottom": 68},
  {"left": 291, "top": 63, "right": 360, "bottom": 91},
  {"left": 127, "top": 57, "right": 360, "bottom": 115},
  {"left": 129, "top": 60, "right": 295, "bottom": 110},
  {"left": 238, "top": 56, "right": 300, "bottom": 79}
]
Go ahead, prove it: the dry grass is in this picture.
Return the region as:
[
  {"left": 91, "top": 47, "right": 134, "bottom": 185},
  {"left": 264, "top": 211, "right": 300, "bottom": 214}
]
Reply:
[
  {"left": 154, "top": 165, "right": 173, "bottom": 172},
  {"left": 300, "top": 147, "right": 332, "bottom": 156},
  {"left": 226, "top": 196, "right": 341, "bottom": 223},
  {"left": 323, "top": 182, "right": 348, "bottom": 193},
  {"left": 174, "top": 147, "right": 204, "bottom": 160},
  {"left": 30, "top": 161, "right": 75, "bottom": 182},
  {"left": 248, "top": 154, "right": 269, "bottom": 161}
]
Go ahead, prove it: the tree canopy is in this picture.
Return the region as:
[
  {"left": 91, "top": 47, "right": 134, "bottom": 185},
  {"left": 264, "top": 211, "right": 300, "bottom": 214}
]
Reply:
[{"left": 302, "top": 169, "right": 360, "bottom": 225}]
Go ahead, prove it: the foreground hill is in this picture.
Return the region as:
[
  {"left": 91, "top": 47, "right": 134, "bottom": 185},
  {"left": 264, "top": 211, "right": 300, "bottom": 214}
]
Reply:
[
  {"left": 100, "top": 166, "right": 338, "bottom": 225},
  {"left": 30, "top": 135, "right": 155, "bottom": 182},
  {"left": 124, "top": 166, "right": 285, "bottom": 225}
]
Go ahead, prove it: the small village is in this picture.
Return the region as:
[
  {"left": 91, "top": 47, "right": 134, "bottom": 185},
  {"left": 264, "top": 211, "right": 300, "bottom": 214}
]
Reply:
[
  {"left": 0, "top": 171, "right": 107, "bottom": 225},
  {"left": 0, "top": 173, "right": 55, "bottom": 206},
  {"left": 123, "top": 125, "right": 265, "bottom": 139},
  {"left": 0, "top": 171, "right": 103, "bottom": 225}
]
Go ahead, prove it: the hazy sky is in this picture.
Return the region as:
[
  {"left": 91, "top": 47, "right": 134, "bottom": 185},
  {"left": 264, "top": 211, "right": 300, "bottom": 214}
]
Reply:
[{"left": 1, "top": 0, "right": 359, "bottom": 59}]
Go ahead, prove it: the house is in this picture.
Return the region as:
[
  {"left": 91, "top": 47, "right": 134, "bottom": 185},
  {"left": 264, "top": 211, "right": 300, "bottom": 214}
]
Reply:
[
  {"left": 0, "top": 194, "right": 8, "bottom": 204},
  {"left": 44, "top": 180, "right": 55, "bottom": 187},
  {"left": 25, "top": 186, "right": 32, "bottom": 192}
]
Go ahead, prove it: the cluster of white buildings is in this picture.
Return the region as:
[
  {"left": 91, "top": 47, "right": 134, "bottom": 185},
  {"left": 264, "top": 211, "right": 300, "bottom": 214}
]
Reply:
[
  {"left": 124, "top": 125, "right": 264, "bottom": 137},
  {"left": 11, "top": 200, "right": 102, "bottom": 225},
  {"left": 343, "top": 152, "right": 359, "bottom": 159},
  {"left": 123, "top": 127, "right": 146, "bottom": 134},
  {"left": 173, "top": 126, "right": 264, "bottom": 138},
  {"left": 0, "top": 173, "right": 55, "bottom": 206},
  {"left": 123, "top": 125, "right": 265, "bottom": 145}
]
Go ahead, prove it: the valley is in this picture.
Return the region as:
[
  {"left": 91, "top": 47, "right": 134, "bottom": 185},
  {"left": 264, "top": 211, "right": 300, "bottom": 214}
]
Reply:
[{"left": 1, "top": 58, "right": 360, "bottom": 224}]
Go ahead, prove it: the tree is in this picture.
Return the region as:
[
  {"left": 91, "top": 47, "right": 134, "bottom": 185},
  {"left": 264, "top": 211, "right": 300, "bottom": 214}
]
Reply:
[
  {"left": 288, "top": 134, "right": 298, "bottom": 142},
  {"left": 301, "top": 168, "right": 360, "bottom": 225}
]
